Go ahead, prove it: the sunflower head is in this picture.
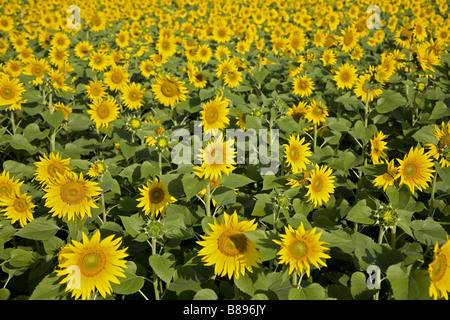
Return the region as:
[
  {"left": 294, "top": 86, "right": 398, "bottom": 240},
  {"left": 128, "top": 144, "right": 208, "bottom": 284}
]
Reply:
[
  {"left": 137, "top": 178, "right": 176, "bottom": 218},
  {"left": 428, "top": 239, "right": 450, "bottom": 300},
  {"left": 376, "top": 206, "right": 398, "bottom": 229}
]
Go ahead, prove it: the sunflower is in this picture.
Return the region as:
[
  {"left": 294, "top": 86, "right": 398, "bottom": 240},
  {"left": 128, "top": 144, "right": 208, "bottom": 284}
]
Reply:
[
  {"left": 56, "top": 231, "right": 128, "bottom": 300},
  {"left": 104, "top": 65, "right": 130, "bottom": 92},
  {"left": 194, "top": 134, "right": 236, "bottom": 181},
  {"left": 0, "top": 171, "right": 23, "bottom": 198},
  {"left": 273, "top": 223, "right": 330, "bottom": 277},
  {"left": 200, "top": 94, "right": 230, "bottom": 131},
  {"left": 321, "top": 49, "right": 337, "bottom": 67},
  {"left": 216, "top": 59, "right": 238, "bottom": 79},
  {"left": 196, "top": 44, "right": 212, "bottom": 64},
  {"left": 24, "top": 57, "right": 48, "bottom": 86},
  {"left": 333, "top": 63, "right": 358, "bottom": 90},
  {"left": 88, "top": 50, "right": 112, "bottom": 72},
  {"left": 370, "top": 131, "right": 388, "bottom": 164},
  {"left": 339, "top": 26, "right": 359, "bottom": 52},
  {"left": 287, "top": 101, "right": 308, "bottom": 123},
  {"left": 120, "top": 82, "right": 145, "bottom": 110},
  {"left": 157, "top": 36, "right": 177, "bottom": 58},
  {"left": 284, "top": 134, "right": 312, "bottom": 173},
  {"left": 305, "top": 164, "right": 335, "bottom": 208},
  {"left": 0, "top": 15, "right": 14, "bottom": 32},
  {"left": 87, "top": 161, "right": 106, "bottom": 179},
  {"left": 42, "top": 171, "right": 102, "bottom": 221},
  {"left": 87, "top": 96, "right": 120, "bottom": 129},
  {"left": 34, "top": 152, "right": 72, "bottom": 186},
  {"left": 85, "top": 80, "right": 107, "bottom": 102},
  {"left": 0, "top": 192, "right": 35, "bottom": 227},
  {"left": 74, "top": 41, "right": 93, "bottom": 60},
  {"left": 428, "top": 238, "right": 450, "bottom": 300},
  {"left": 0, "top": 76, "right": 25, "bottom": 109},
  {"left": 213, "top": 25, "right": 231, "bottom": 43},
  {"left": 188, "top": 66, "right": 208, "bottom": 89},
  {"left": 292, "top": 74, "right": 314, "bottom": 98},
  {"left": 139, "top": 59, "right": 155, "bottom": 78},
  {"left": 51, "top": 32, "right": 71, "bottom": 49},
  {"left": 48, "top": 46, "right": 69, "bottom": 68},
  {"left": 215, "top": 45, "right": 230, "bottom": 61},
  {"left": 373, "top": 159, "right": 399, "bottom": 191},
  {"left": 197, "top": 211, "right": 262, "bottom": 279},
  {"left": 151, "top": 74, "right": 188, "bottom": 108},
  {"left": 305, "top": 100, "right": 328, "bottom": 125},
  {"left": 137, "top": 178, "right": 176, "bottom": 218},
  {"left": 397, "top": 147, "right": 435, "bottom": 194},
  {"left": 353, "top": 74, "right": 383, "bottom": 103},
  {"left": 425, "top": 121, "right": 450, "bottom": 168},
  {"left": 115, "top": 30, "right": 130, "bottom": 49}
]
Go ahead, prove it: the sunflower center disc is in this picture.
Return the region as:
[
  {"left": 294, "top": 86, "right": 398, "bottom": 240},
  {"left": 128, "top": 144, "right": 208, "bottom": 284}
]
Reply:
[
  {"left": 404, "top": 163, "right": 417, "bottom": 178},
  {"left": 1, "top": 87, "right": 13, "bottom": 99},
  {"left": 341, "top": 72, "right": 349, "bottom": 81},
  {"left": 218, "top": 231, "right": 247, "bottom": 256},
  {"left": 47, "top": 163, "right": 64, "bottom": 177},
  {"left": 13, "top": 199, "right": 27, "bottom": 213},
  {"left": 431, "top": 253, "right": 447, "bottom": 281},
  {"left": 0, "top": 184, "right": 11, "bottom": 196},
  {"left": 81, "top": 252, "right": 105, "bottom": 276},
  {"left": 313, "top": 177, "right": 323, "bottom": 192},
  {"left": 150, "top": 188, "right": 164, "bottom": 203},
  {"left": 313, "top": 107, "right": 323, "bottom": 116},
  {"left": 60, "top": 182, "right": 85, "bottom": 205},
  {"left": 207, "top": 108, "right": 218, "bottom": 123},
  {"left": 290, "top": 240, "right": 308, "bottom": 259},
  {"left": 112, "top": 73, "right": 123, "bottom": 84},
  {"left": 289, "top": 146, "right": 299, "bottom": 161},
  {"left": 97, "top": 104, "right": 110, "bottom": 119},
  {"left": 161, "top": 82, "right": 178, "bottom": 97}
]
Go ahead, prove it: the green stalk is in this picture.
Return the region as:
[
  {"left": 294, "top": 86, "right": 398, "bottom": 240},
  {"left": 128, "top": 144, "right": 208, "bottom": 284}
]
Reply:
[
  {"left": 313, "top": 123, "right": 317, "bottom": 152},
  {"left": 205, "top": 180, "right": 211, "bottom": 217},
  {"left": 429, "top": 170, "right": 437, "bottom": 214},
  {"left": 158, "top": 152, "right": 163, "bottom": 175},
  {"left": 378, "top": 226, "right": 384, "bottom": 245},
  {"left": 10, "top": 111, "right": 16, "bottom": 135},
  {"left": 151, "top": 237, "right": 160, "bottom": 300}
]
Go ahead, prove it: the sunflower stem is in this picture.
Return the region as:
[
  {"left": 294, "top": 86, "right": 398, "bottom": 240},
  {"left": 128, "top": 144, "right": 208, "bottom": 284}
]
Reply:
[
  {"left": 429, "top": 170, "right": 437, "bottom": 213},
  {"left": 297, "top": 272, "right": 305, "bottom": 289},
  {"left": 10, "top": 111, "right": 16, "bottom": 135},
  {"left": 158, "top": 152, "right": 163, "bottom": 175},
  {"left": 151, "top": 237, "right": 160, "bottom": 300},
  {"left": 390, "top": 226, "right": 397, "bottom": 249},
  {"left": 313, "top": 123, "right": 317, "bottom": 152},
  {"left": 205, "top": 179, "right": 211, "bottom": 217},
  {"left": 378, "top": 226, "right": 384, "bottom": 245}
]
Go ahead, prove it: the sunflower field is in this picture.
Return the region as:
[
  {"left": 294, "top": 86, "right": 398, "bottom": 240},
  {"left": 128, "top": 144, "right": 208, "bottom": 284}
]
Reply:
[{"left": 0, "top": 0, "right": 450, "bottom": 303}]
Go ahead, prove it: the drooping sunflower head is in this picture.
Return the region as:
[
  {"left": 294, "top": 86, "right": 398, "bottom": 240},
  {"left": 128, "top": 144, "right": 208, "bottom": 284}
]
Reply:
[
  {"left": 397, "top": 147, "right": 435, "bottom": 194},
  {"left": 273, "top": 223, "right": 330, "bottom": 277},
  {"left": 34, "top": 152, "right": 72, "bottom": 186},
  {"left": 305, "top": 164, "right": 335, "bottom": 208},
  {"left": 425, "top": 121, "right": 450, "bottom": 168},
  {"left": 136, "top": 178, "right": 176, "bottom": 218},
  {"left": 370, "top": 131, "right": 388, "bottom": 165},
  {"left": 42, "top": 171, "right": 102, "bottom": 221},
  {"left": 428, "top": 239, "right": 450, "bottom": 300},
  {"left": 200, "top": 94, "right": 230, "bottom": 131},
  {"left": 197, "top": 211, "right": 263, "bottom": 279},
  {"left": 283, "top": 134, "right": 312, "bottom": 173},
  {"left": 56, "top": 231, "right": 128, "bottom": 300},
  {"left": 151, "top": 73, "right": 188, "bottom": 108},
  {"left": 287, "top": 101, "right": 308, "bottom": 123}
]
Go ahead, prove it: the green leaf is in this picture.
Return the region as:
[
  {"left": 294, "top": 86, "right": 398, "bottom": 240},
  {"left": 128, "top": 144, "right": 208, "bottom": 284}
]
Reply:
[
  {"left": 436, "top": 165, "right": 450, "bottom": 185},
  {"left": 429, "top": 101, "right": 450, "bottom": 120},
  {"left": 119, "top": 214, "right": 145, "bottom": 238},
  {"left": 2, "top": 160, "right": 36, "bottom": 180},
  {"left": 211, "top": 186, "right": 236, "bottom": 207},
  {"left": 23, "top": 123, "right": 49, "bottom": 142},
  {"left": 42, "top": 110, "right": 64, "bottom": 129},
  {"left": 149, "top": 253, "right": 176, "bottom": 284},
  {"left": 252, "top": 68, "right": 269, "bottom": 84},
  {"left": 29, "top": 272, "right": 65, "bottom": 300},
  {"left": 346, "top": 200, "right": 375, "bottom": 224},
  {"left": 350, "top": 271, "right": 377, "bottom": 300},
  {"left": 9, "top": 134, "right": 37, "bottom": 154},
  {"left": 288, "top": 283, "right": 326, "bottom": 300},
  {"left": 193, "top": 288, "right": 218, "bottom": 300},
  {"left": 182, "top": 175, "right": 209, "bottom": 200},
  {"left": 0, "top": 288, "right": 10, "bottom": 300},
  {"left": 111, "top": 262, "right": 145, "bottom": 295},
  {"left": 386, "top": 264, "right": 430, "bottom": 300},
  {"left": 221, "top": 173, "right": 255, "bottom": 188},
  {"left": 410, "top": 218, "right": 447, "bottom": 246},
  {"left": 386, "top": 264, "right": 408, "bottom": 300},
  {"left": 15, "top": 216, "right": 60, "bottom": 241},
  {"left": 9, "top": 248, "right": 35, "bottom": 267},
  {"left": 376, "top": 90, "right": 406, "bottom": 113}
]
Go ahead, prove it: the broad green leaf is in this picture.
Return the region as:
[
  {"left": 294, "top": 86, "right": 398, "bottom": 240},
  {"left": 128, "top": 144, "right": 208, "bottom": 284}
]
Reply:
[
  {"left": 111, "top": 262, "right": 145, "bottom": 295},
  {"left": 182, "top": 175, "right": 209, "bottom": 200},
  {"left": 15, "top": 216, "right": 60, "bottom": 241},
  {"left": 211, "top": 186, "right": 236, "bottom": 207},
  {"left": 288, "top": 283, "right": 326, "bottom": 300},
  {"left": 346, "top": 200, "right": 375, "bottom": 224},
  {"left": 376, "top": 90, "right": 406, "bottom": 113},
  {"left": 410, "top": 218, "right": 447, "bottom": 246},
  {"left": 9, "top": 134, "right": 37, "bottom": 154},
  {"left": 0, "top": 288, "right": 10, "bottom": 300},
  {"left": 42, "top": 110, "right": 64, "bottom": 129},
  {"left": 9, "top": 248, "right": 35, "bottom": 267},
  {"left": 350, "top": 271, "right": 378, "bottom": 300},
  {"left": 221, "top": 173, "right": 255, "bottom": 188},
  {"left": 193, "top": 288, "right": 218, "bottom": 300},
  {"left": 29, "top": 272, "right": 65, "bottom": 300},
  {"left": 119, "top": 214, "right": 145, "bottom": 238},
  {"left": 149, "top": 253, "right": 176, "bottom": 284}
]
